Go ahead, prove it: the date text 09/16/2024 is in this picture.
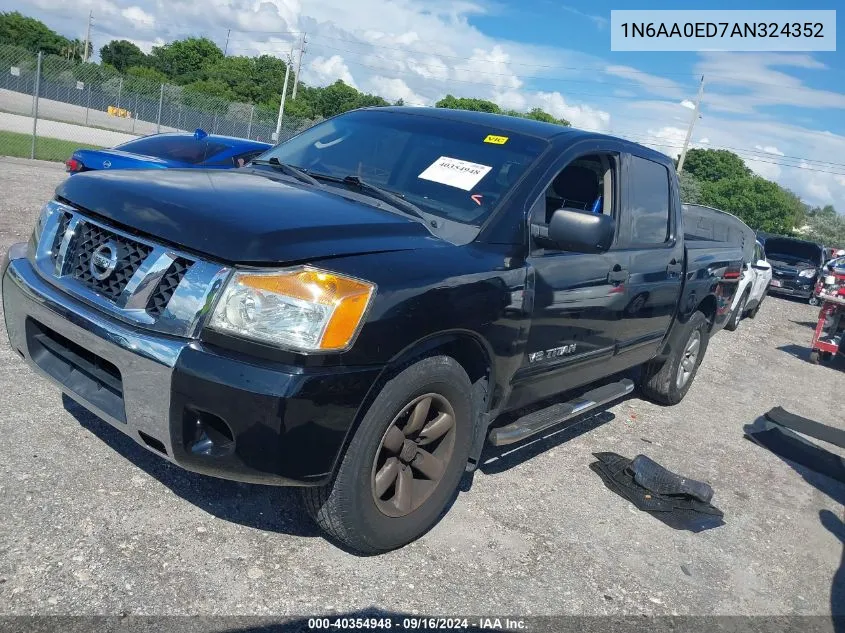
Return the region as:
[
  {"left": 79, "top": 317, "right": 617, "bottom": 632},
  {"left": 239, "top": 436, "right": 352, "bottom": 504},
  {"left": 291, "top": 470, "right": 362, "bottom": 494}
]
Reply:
[{"left": 307, "top": 617, "right": 528, "bottom": 630}]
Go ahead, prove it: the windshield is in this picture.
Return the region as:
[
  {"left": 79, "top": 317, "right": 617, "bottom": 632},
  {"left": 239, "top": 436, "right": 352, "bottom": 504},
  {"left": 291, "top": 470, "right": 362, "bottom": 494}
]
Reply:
[
  {"left": 256, "top": 109, "right": 548, "bottom": 226},
  {"left": 765, "top": 238, "right": 823, "bottom": 267}
]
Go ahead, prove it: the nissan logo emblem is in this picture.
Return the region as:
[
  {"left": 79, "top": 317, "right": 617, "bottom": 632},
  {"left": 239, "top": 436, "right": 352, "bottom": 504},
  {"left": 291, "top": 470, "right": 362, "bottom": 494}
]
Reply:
[{"left": 90, "top": 242, "right": 119, "bottom": 281}]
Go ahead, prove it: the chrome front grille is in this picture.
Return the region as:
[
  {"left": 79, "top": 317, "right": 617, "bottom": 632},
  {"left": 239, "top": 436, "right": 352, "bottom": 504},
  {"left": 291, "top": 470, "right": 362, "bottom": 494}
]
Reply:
[
  {"left": 32, "top": 200, "right": 231, "bottom": 338},
  {"left": 71, "top": 222, "right": 155, "bottom": 300},
  {"left": 145, "top": 257, "right": 191, "bottom": 319}
]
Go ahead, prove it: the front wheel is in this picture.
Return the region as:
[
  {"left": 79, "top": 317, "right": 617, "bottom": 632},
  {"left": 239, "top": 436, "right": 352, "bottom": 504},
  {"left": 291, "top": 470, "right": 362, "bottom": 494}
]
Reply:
[
  {"left": 302, "top": 356, "right": 473, "bottom": 554},
  {"left": 747, "top": 286, "right": 768, "bottom": 319},
  {"left": 638, "top": 311, "right": 710, "bottom": 405},
  {"left": 809, "top": 295, "right": 821, "bottom": 307}
]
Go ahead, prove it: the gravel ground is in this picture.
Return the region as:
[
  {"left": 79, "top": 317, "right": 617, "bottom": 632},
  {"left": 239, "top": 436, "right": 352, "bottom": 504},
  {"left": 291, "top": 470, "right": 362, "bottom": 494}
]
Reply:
[{"left": 0, "top": 157, "right": 843, "bottom": 618}]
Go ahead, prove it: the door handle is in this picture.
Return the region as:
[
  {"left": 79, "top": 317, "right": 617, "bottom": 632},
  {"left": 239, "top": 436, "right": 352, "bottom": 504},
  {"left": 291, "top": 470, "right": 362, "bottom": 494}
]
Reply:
[
  {"left": 607, "top": 265, "right": 629, "bottom": 284},
  {"left": 667, "top": 258, "right": 683, "bottom": 275}
]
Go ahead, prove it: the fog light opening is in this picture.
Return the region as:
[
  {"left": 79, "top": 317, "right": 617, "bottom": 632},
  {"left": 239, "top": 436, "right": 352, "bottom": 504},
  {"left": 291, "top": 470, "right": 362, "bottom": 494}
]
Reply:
[{"left": 186, "top": 409, "right": 235, "bottom": 457}]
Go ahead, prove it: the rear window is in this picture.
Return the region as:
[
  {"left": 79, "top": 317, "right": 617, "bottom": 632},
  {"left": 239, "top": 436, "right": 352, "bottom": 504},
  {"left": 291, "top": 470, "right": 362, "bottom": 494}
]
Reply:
[
  {"left": 629, "top": 156, "right": 670, "bottom": 244},
  {"left": 115, "top": 136, "right": 228, "bottom": 165}
]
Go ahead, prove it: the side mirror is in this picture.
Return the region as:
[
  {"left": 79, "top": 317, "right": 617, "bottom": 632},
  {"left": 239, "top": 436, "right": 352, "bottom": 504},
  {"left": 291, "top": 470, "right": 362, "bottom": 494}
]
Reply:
[
  {"left": 751, "top": 259, "right": 771, "bottom": 271},
  {"left": 547, "top": 208, "right": 615, "bottom": 253}
]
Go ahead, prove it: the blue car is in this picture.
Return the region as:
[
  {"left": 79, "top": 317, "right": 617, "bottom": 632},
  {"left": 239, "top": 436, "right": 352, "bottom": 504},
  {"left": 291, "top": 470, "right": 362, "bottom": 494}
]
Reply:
[{"left": 65, "top": 129, "right": 271, "bottom": 174}]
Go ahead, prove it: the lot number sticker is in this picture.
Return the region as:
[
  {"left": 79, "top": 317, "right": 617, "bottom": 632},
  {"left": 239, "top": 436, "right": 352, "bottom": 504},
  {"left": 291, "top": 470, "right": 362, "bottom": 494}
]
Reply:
[{"left": 418, "top": 156, "right": 492, "bottom": 191}]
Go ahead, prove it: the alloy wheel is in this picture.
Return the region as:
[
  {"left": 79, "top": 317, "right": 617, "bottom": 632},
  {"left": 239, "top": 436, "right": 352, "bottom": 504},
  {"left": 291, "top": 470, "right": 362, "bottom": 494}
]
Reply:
[
  {"left": 676, "top": 330, "right": 701, "bottom": 389},
  {"left": 371, "top": 393, "right": 457, "bottom": 518}
]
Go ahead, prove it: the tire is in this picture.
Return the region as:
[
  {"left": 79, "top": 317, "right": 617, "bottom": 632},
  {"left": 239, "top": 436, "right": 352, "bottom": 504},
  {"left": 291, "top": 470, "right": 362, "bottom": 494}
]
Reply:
[
  {"left": 809, "top": 350, "right": 820, "bottom": 365},
  {"left": 302, "top": 356, "right": 473, "bottom": 554},
  {"left": 725, "top": 290, "right": 749, "bottom": 331},
  {"left": 638, "top": 310, "right": 709, "bottom": 406},
  {"left": 809, "top": 295, "right": 821, "bottom": 307},
  {"left": 747, "top": 286, "right": 768, "bottom": 319}
]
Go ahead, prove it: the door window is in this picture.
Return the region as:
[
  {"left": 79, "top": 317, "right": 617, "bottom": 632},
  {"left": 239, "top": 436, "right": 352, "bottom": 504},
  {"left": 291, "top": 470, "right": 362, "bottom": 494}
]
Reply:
[{"left": 535, "top": 153, "right": 617, "bottom": 226}]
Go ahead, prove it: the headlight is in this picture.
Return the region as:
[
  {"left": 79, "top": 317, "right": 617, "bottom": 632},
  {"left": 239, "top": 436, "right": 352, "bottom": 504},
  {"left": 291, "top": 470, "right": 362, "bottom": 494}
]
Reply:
[
  {"left": 31, "top": 202, "right": 55, "bottom": 249},
  {"left": 207, "top": 266, "right": 376, "bottom": 352},
  {"left": 798, "top": 268, "right": 817, "bottom": 279}
]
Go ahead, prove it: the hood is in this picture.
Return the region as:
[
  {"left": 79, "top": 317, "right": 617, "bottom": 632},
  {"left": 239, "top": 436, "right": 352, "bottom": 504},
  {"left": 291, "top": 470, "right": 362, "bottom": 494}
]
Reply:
[
  {"left": 55, "top": 168, "right": 447, "bottom": 264},
  {"left": 764, "top": 238, "right": 823, "bottom": 268}
]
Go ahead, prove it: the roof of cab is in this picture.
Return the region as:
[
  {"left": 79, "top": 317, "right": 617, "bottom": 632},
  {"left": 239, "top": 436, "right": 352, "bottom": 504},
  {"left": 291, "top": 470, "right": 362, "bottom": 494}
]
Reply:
[{"left": 362, "top": 106, "right": 671, "bottom": 162}]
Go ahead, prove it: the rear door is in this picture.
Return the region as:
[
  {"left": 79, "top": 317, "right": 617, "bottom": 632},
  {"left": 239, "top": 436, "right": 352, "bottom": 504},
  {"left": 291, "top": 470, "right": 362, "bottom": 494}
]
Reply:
[{"left": 615, "top": 153, "right": 684, "bottom": 361}]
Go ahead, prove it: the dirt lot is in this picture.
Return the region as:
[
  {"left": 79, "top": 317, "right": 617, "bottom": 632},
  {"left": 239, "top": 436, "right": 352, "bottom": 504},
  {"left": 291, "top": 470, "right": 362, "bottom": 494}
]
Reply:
[{"left": 0, "top": 156, "right": 843, "bottom": 618}]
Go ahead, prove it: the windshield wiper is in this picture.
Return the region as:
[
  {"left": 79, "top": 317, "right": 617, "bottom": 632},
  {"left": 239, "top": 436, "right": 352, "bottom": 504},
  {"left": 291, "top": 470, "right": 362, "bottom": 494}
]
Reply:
[
  {"left": 309, "top": 173, "right": 426, "bottom": 220},
  {"left": 251, "top": 158, "right": 322, "bottom": 187}
]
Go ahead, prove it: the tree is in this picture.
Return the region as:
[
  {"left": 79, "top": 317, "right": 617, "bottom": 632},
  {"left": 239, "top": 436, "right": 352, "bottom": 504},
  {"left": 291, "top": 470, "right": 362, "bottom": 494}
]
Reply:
[
  {"left": 149, "top": 37, "right": 223, "bottom": 83},
  {"left": 679, "top": 172, "right": 703, "bottom": 204},
  {"left": 804, "top": 206, "right": 845, "bottom": 246},
  {"left": 100, "top": 40, "right": 146, "bottom": 73},
  {"left": 436, "top": 94, "right": 500, "bottom": 113},
  {"left": 682, "top": 148, "right": 751, "bottom": 182},
  {"left": 699, "top": 175, "right": 804, "bottom": 234},
  {"left": 522, "top": 107, "right": 570, "bottom": 127},
  {"left": 0, "top": 11, "right": 70, "bottom": 55},
  {"left": 126, "top": 65, "right": 167, "bottom": 84}
]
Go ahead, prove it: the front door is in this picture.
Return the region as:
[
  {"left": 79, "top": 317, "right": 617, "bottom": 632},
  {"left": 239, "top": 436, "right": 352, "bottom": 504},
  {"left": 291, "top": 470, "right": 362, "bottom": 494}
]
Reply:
[{"left": 509, "top": 150, "right": 630, "bottom": 409}]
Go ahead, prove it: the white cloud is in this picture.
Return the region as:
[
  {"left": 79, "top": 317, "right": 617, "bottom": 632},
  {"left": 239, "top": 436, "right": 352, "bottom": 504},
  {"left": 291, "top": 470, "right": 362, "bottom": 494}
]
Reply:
[
  {"left": 559, "top": 5, "right": 608, "bottom": 29},
  {"left": 604, "top": 65, "right": 687, "bottom": 100},
  {"left": 308, "top": 55, "right": 356, "bottom": 88},
  {"left": 754, "top": 145, "right": 785, "bottom": 156},
  {"left": 698, "top": 137, "right": 710, "bottom": 144},
  {"left": 680, "top": 99, "right": 695, "bottom": 110},
  {"left": 365, "top": 76, "right": 427, "bottom": 105},
  {"left": 120, "top": 6, "right": 154, "bottom": 27}
]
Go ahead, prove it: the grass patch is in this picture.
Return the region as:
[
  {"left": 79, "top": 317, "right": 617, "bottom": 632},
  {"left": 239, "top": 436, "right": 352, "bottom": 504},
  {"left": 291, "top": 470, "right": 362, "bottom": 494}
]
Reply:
[{"left": 0, "top": 130, "right": 103, "bottom": 162}]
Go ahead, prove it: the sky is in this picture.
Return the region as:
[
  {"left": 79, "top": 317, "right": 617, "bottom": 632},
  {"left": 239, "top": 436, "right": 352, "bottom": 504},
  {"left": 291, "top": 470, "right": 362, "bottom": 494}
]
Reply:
[{"left": 5, "top": 0, "right": 845, "bottom": 211}]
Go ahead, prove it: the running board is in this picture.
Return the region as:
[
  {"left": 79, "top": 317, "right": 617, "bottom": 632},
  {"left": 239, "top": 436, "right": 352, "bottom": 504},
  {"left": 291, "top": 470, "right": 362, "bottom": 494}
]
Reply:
[{"left": 488, "top": 379, "right": 635, "bottom": 447}]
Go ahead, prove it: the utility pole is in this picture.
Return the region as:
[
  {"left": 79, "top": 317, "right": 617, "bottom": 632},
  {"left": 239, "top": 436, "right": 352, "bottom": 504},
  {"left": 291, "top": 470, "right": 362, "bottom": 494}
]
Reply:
[
  {"left": 30, "top": 52, "right": 42, "bottom": 160},
  {"left": 676, "top": 75, "right": 705, "bottom": 175},
  {"left": 224, "top": 29, "right": 231, "bottom": 56},
  {"left": 82, "top": 11, "right": 93, "bottom": 62},
  {"left": 292, "top": 33, "right": 307, "bottom": 100},
  {"left": 273, "top": 52, "right": 292, "bottom": 142}
]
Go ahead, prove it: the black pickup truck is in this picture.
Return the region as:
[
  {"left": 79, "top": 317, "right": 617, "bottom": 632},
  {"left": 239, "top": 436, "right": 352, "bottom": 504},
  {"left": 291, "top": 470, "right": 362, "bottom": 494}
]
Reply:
[{"left": 2, "top": 107, "right": 742, "bottom": 553}]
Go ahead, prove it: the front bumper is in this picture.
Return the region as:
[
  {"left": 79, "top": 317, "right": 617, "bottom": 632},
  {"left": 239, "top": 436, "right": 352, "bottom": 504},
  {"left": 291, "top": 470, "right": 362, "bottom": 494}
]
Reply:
[
  {"left": 769, "top": 281, "right": 813, "bottom": 299},
  {"left": 2, "top": 245, "right": 382, "bottom": 486}
]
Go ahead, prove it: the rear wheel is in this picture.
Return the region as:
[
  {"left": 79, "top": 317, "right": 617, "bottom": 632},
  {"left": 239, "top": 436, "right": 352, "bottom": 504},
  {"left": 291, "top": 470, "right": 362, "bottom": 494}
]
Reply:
[
  {"left": 809, "top": 350, "right": 820, "bottom": 365},
  {"left": 639, "top": 311, "right": 709, "bottom": 405},
  {"left": 809, "top": 295, "right": 821, "bottom": 307},
  {"left": 747, "top": 286, "right": 768, "bottom": 319},
  {"left": 302, "top": 356, "right": 473, "bottom": 554},
  {"left": 725, "top": 290, "right": 749, "bottom": 331}
]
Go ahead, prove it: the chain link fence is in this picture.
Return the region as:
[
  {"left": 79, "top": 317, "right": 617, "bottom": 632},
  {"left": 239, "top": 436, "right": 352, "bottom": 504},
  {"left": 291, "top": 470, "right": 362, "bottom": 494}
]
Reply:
[{"left": 0, "top": 45, "right": 319, "bottom": 160}]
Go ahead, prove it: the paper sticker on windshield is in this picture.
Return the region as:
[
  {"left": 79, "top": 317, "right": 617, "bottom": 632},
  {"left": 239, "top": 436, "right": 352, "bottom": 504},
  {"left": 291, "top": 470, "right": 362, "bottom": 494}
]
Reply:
[
  {"left": 418, "top": 156, "right": 492, "bottom": 191},
  {"left": 484, "top": 134, "right": 508, "bottom": 145}
]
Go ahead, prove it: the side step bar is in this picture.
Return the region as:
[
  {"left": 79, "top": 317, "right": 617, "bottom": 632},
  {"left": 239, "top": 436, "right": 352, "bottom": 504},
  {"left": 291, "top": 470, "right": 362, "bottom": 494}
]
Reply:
[{"left": 488, "top": 378, "right": 635, "bottom": 447}]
